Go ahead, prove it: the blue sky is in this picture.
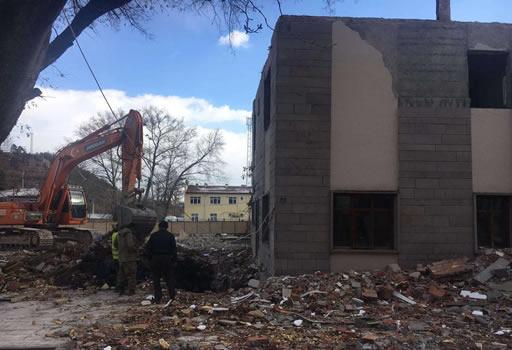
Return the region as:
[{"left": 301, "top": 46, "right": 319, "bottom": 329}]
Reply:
[
  {"left": 17, "top": 0, "right": 512, "bottom": 184},
  {"left": 42, "top": 0, "right": 512, "bottom": 122}
]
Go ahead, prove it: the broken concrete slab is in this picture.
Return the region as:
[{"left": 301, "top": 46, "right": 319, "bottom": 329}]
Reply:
[
  {"left": 488, "top": 281, "right": 512, "bottom": 292},
  {"left": 247, "top": 279, "right": 260, "bottom": 288},
  {"left": 474, "top": 258, "right": 510, "bottom": 284},
  {"left": 428, "top": 258, "right": 469, "bottom": 278}
]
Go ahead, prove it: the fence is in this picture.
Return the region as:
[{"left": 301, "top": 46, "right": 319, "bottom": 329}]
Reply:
[
  {"left": 79, "top": 219, "right": 115, "bottom": 233},
  {"left": 78, "top": 219, "right": 250, "bottom": 237},
  {"left": 167, "top": 220, "right": 249, "bottom": 237}
]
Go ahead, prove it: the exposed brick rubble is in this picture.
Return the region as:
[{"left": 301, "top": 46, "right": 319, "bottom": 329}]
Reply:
[{"left": 2, "top": 248, "right": 511, "bottom": 349}]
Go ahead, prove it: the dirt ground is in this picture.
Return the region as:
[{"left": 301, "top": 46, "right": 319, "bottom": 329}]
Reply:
[
  {"left": 2, "top": 244, "right": 512, "bottom": 349},
  {"left": 1, "top": 289, "right": 130, "bottom": 349}
]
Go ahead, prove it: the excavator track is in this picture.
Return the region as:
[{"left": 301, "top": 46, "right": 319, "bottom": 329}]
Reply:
[
  {"left": 51, "top": 227, "right": 93, "bottom": 247},
  {"left": 0, "top": 227, "right": 53, "bottom": 250},
  {"left": 0, "top": 226, "right": 93, "bottom": 250}
]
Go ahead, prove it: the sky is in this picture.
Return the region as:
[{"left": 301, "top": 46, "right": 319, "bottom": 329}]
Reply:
[{"left": 10, "top": 0, "right": 512, "bottom": 185}]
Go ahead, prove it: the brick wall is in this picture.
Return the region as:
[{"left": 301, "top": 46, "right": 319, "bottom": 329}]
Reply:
[
  {"left": 398, "top": 99, "right": 474, "bottom": 264},
  {"left": 254, "top": 16, "right": 512, "bottom": 274},
  {"left": 271, "top": 17, "right": 332, "bottom": 274},
  {"left": 394, "top": 22, "right": 474, "bottom": 265}
]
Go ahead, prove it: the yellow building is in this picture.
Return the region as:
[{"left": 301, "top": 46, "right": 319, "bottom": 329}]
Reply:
[{"left": 184, "top": 185, "right": 252, "bottom": 221}]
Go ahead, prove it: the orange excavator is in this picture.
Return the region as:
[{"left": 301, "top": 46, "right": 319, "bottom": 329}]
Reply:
[{"left": 0, "top": 110, "right": 157, "bottom": 249}]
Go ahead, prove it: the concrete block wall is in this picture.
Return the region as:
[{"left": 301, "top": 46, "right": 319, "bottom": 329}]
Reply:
[
  {"left": 253, "top": 15, "right": 512, "bottom": 274},
  {"left": 252, "top": 31, "right": 279, "bottom": 275},
  {"left": 342, "top": 19, "right": 512, "bottom": 266},
  {"left": 398, "top": 100, "right": 474, "bottom": 264},
  {"left": 394, "top": 22, "right": 474, "bottom": 265},
  {"left": 271, "top": 17, "right": 332, "bottom": 275}
]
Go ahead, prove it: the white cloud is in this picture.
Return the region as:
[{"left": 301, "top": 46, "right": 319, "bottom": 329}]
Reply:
[
  {"left": 15, "top": 88, "right": 249, "bottom": 185},
  {"left": 218, "top": 30, "right": 250, "bottom": 48},
  {"left": 196, "top": 126, "right": 248, "bottom": 186}
]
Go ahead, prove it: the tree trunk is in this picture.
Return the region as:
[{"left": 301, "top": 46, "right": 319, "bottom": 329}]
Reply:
[{"left": 0, "top": 0, "right": 66, "bottom": 144}]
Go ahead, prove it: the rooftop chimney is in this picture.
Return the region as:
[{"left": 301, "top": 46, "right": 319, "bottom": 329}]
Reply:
[{"left": 436, "top": 0, "right": 451, "bottom": 21}]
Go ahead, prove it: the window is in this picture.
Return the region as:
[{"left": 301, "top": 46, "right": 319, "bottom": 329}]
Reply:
[
  {"left": 210, "top": 213, "right": 217, "bottom": 221},
  {"left": 252, "top": 111, "right": 256, "bottom": 160},
  {"left": 190, "top": 196, "right": 201, "bottom": 204},
  {"left": 468, "top": 51, "right": 509, "bottom": 108},
  {"left": 477, "top": 196, "right": 511, "bottom": 249},
  {"left": 252, "top": 198, "right": 260, "bottom": 230},
  {"left": 333, "top": 193, "right": 395, "bottom": 249},
  {"left": 229, "top": 196, "right": 237, "bottom": 204},
  {"left": 191, "top": 213, "right": 199, "bottom": 222},
  {"left": 262, "top": 194, "right": 270, "bottom": 242},
  {"left": 210, "top": 196, "right": 220, "bottom": 204},
  {"left": 263, "top": 68, "right": 271, "bottom": 131}
]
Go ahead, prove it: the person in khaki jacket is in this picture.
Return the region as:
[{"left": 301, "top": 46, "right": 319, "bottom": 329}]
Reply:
[{"left": 117, "top": 223, "right": 139, "bottom": 295}]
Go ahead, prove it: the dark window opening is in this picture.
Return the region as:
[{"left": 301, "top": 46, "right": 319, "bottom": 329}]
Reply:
[
  {"left": 252, "top": 198, "right": 260, "bottom": 230},
  {"left": 333, "top": 193, "right": 395, "bottom": 249},
  {"left": 476, "top": 195, "right": 511, "bottom": 249},
  {"left": 252, "top": 111, "right": 256, "bottom": 161},
  {"left": 252, "top": 198, "right": 260, "bottom": 254},
  {"left": 468, "top": 51, "right": 509, "bottom": 108},
  {"left": 263, "top": 68, "right": 271, "bottom": 131},
  {"left": 262, "top": 194, "right": 270, "bottom": 242}
]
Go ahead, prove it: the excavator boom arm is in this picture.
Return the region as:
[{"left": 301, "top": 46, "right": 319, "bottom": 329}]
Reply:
[{"left": 36, "top": 110, "right": 144, "bottom": 222}]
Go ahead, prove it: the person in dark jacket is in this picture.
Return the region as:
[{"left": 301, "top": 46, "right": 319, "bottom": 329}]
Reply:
[{"left": 144, "top": 220, "right": 177, "bottom": 303}]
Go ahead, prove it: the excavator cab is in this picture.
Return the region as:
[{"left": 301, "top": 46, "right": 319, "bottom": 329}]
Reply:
[
  {"left": 48, "top": 186, "right": 88, "bottom": 226},
  {"left": 65, "top": 187, "right": 87, "bottom": 224}
]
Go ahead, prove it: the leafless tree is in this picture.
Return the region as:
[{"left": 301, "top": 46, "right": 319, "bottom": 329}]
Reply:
[
  {"left": 141, "top": 106, "right": 194, "bottom": 202},
  {"left": 77, "top": 106, "right": 225, "bottom": 215},
  {"left": 0, "top": 0, "right": 293, "bottom": 145},
  {"left": 157, "top": 129, "right": 224, "bottom": 215},
  {"left": 141, "top": 107, "right": 225, "bottom": 215}
]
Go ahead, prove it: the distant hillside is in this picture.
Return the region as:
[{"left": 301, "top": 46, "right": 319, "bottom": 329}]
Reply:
[{"left": 0, "top": 151, "right": 116, "bottom": 213}]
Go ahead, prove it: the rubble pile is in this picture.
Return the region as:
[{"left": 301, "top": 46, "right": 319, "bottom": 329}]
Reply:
[
  {"left": 0, "top": 233, "right": 255, "bottom": 295},
  {"left": 71, "top": 250, "right": 512, "bottom": 349},
  {"left": 0, "top": 241, "right": 88, "bottom": 299}
]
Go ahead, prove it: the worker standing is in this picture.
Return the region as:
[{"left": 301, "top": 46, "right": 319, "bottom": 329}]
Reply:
[
  {"left": 144, "top": 220, "right": 177, "bottom": 304},
  {"left": 117, "top": 223, "right": 139, "bottom": 296},
  {"left": 110, "top": 224, "right": 121, "bottom": 291}
]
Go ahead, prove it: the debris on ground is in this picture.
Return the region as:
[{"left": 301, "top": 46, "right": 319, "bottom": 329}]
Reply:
[
  {"left": 0, "top": 232, "right": 256, "bottom": 295},
  {"left": 1, "top": 244, "right": 512, "bottom": 348}
]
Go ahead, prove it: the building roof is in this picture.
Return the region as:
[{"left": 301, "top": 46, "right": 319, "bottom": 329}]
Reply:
[
  {"left": 0, "top": 187, "right": 39, "bottom": 202},
  {"left": 186, "top": 185, "right": 252, "bottom": 195}
]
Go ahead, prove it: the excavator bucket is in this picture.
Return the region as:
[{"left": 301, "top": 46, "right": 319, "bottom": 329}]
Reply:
[{"left": 115, "top": 205, "right": 157, "bottom": 240}]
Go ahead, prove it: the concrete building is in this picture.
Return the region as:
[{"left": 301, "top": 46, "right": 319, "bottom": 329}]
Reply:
[
  {"left": 184, "top": 185, "right": 252, "bottom": 221},
  {"left": 251, "top": 0, "right": 512, "bottom": 275}
]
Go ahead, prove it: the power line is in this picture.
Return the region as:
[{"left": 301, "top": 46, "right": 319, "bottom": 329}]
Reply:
[{"left": 63, "top": 11, "right": 117, "bottom": 119}]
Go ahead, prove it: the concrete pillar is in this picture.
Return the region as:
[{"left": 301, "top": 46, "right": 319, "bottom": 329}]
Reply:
[{"left": 436, "top": 0, "right": 451, "bottom": 21}]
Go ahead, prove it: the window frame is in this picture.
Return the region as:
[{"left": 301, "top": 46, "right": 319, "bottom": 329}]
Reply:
[
  {"left": 474, "top": 194, "right": 512, "bottom": 250},
  {"left": 263, "top": 67, "right": 271, "bottom": 131},
  {"left": 210, "top": 196, "right": 221, "bottom": 205},
  {"left": 209, "top": 213, "right": 218, "bottom": 222},
  {"left": 262, "top": 194, "right": 270, "bottom": 242},
  {"left": 229, "top": 196, "right": 237, "bottom": 205},
  {"left": 191, "top": 213, "right": 199, "bottom": 222},
  {"left": 331, "top": 191, "right": 397, "bottom": 251},
  {"left": 468, "top": 50, "right": 510, "bottom": 109},
  {"left": 190, "top": 196, "right": 201, "bottom": 205}
]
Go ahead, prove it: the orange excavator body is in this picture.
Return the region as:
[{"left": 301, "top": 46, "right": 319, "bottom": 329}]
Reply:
[{"left": 0, "top": 110, "right": 156, "bottom": 249}]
